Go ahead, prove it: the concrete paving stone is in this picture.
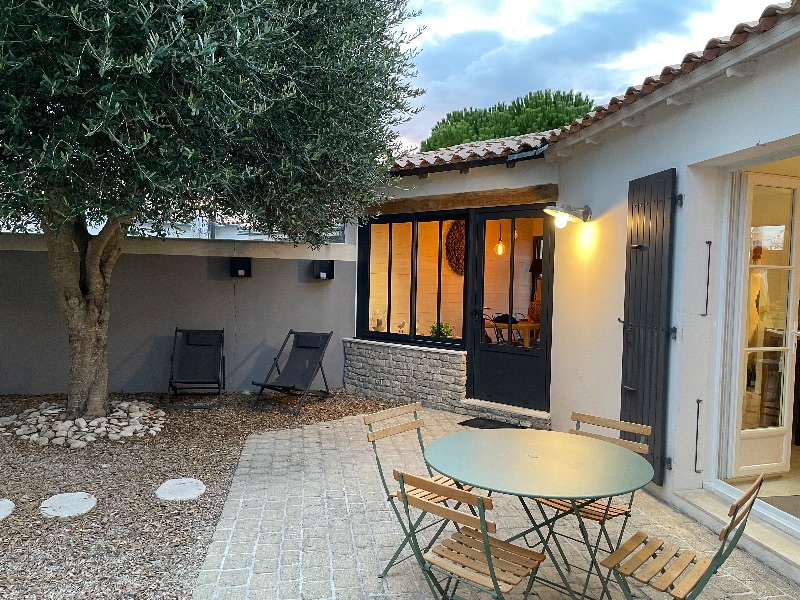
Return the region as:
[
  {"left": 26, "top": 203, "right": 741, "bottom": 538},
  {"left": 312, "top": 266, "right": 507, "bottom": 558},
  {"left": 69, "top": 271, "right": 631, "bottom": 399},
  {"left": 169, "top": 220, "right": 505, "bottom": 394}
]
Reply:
[
  {"left": 230, "top": 529, "right": 258, "bottom": 544},
  {"left": 216, "top": 569, "right": 250, "bottom": 588},
  {"left": 222, "top": 554, "right": 254, "bottom": 571},
  {"left": 299, "top": 579, "right": 331, "bottom": 599},
  {"left": 248, "top": 572, "right": 278, "bottom": 591},
  {"left": 212, "top": 587, "right": 249, "bottom": 600},
  {"left": 192, "top": 409, "right": 800, "bottom": 600},
  {"left": 279, "top": 550, "right": 301, "bottom": 566},
  {"left": 276, "top": 580, "right": 300, "bottom": 599},
  {"left": 251, "top": 558, "right": 278, "bottom": 575}
]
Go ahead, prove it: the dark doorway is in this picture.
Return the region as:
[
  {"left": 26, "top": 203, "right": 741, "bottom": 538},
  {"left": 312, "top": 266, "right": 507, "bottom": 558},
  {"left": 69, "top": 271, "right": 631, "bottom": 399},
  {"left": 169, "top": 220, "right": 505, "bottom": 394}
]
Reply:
[{"left": 467, "top": 207, "right": 553, "bottom": 410}]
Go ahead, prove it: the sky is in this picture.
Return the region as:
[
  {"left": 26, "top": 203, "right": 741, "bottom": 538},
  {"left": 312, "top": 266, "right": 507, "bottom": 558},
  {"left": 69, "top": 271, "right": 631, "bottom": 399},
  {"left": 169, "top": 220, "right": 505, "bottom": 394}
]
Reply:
[{"left": 398, "top": 0, "right": 774, "bottom": 150}]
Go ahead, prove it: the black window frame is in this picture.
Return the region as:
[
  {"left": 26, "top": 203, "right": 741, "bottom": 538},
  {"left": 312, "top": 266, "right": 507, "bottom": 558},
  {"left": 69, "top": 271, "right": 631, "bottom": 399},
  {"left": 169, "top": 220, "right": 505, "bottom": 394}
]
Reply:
[{"left": 356, "top": 210, "right": 468, "bottom": 348}]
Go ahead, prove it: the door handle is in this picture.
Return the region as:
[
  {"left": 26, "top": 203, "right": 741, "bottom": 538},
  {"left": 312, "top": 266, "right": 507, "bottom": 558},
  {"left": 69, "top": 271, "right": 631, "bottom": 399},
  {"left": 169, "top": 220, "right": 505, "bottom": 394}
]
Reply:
[{"left": 622, "top": 385, "right": 637, "bottom": 392}]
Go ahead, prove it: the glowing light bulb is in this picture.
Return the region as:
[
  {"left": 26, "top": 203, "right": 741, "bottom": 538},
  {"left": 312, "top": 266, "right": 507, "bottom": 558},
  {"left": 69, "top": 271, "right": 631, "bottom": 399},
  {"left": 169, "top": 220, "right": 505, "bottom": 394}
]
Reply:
[
  {"left": 554, "top": 214, "right": 569, "bottom": 229},
  {"left": 494, "top": 239, "right": 506, "bottom": 255}
]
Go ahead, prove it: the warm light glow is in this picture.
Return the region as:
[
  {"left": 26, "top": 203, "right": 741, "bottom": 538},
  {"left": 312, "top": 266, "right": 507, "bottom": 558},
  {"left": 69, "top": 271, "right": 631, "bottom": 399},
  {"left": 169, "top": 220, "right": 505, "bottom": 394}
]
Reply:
[
  {"left": 554, "top": 214, "right": 569, "bottom": 229},
  {"left": 576, "top": 220, "right": 599, "bottom": 261},
  {"left": 494, "top": 239, "right": 506, "bottom": 255}
]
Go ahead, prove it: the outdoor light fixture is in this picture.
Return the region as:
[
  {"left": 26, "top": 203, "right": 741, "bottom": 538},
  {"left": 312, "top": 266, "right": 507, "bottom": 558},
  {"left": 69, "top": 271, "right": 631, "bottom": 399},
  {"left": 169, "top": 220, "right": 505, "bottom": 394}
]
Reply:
[
  {"left": 543, "top": 204, "right": 592, "bottom": 228},
  {"left": 494, "top": 223, "right": 506, "bottom": 256}
]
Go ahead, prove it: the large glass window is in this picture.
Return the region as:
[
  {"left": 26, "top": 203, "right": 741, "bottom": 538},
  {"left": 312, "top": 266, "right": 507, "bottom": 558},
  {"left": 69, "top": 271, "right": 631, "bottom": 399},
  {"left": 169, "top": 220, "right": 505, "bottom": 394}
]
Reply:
[
  {"left": 364, "top": 215, "right": 465, "bottom": 343},
  {"left": 482, "top": 216, "right": 543, "bottom": 348},
  {"left": 741, "top": 185, "right": 794, "bottom": 429}
]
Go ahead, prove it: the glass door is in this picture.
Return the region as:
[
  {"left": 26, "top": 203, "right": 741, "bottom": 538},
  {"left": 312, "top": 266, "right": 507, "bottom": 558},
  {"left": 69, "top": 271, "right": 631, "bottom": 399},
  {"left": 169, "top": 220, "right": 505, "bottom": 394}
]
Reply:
[
  {"left": 468, "top": 207, "right": 553, "bottom": 410},
  {"left": 734, "top": 174, "right": 800, "bottom": 477}
]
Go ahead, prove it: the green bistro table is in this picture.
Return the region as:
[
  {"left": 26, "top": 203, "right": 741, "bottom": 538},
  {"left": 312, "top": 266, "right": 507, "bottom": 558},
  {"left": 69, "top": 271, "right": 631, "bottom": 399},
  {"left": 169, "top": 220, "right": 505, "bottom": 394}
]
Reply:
[{"left": 424, "top": 429, "right": 654, "bottom": 600}]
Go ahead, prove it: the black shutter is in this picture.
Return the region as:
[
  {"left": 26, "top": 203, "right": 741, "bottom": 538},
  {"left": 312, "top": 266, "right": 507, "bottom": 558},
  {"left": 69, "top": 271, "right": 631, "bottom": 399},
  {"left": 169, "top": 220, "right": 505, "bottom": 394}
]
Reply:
[{"left": 621, "top": 168, "right": 677, "bottom": 486}]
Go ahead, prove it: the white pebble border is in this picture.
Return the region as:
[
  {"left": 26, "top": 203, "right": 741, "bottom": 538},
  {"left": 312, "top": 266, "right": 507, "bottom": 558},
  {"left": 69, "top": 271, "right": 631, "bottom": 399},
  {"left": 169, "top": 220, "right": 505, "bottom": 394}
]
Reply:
[
  {"left": 0, "top": 400, "right": 166, "bottom": 448},
  {"left": 0, "top": 499, "right": 14, "bottom": 521},
  {"left": 155, "top": 478, "right": 206, "bottom": 501},
  {"left": 40, "top": 492, "right": 97, "bottom": 518}
]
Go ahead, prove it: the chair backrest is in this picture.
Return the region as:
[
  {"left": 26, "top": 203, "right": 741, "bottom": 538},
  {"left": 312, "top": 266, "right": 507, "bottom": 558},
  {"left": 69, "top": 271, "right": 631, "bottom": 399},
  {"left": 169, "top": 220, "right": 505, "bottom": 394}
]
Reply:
[
  {"left": 364, "top": 403, "right": 429, "bottom": 496},
  {"left": 271, "top": 330, "right": 332, "bottom": 389},
  {"left": 485, "top": 314, "right": 507, "bottom": 344},
  {"left": 570, "top": 411, "right": 652, "bottom": 455},
  {"left": 676, "top": 475, "right": 764, "bottom": 600},
  {"left": 171, "top": 329, "right": 224, "bottom": 382},
  {"left": 393, "top": 468, "right": 495, "bottom": 533}
]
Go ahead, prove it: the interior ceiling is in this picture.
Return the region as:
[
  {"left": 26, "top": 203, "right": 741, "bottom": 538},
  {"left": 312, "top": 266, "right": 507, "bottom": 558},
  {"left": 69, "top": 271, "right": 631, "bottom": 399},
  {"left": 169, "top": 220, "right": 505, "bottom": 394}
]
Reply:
[{"left": 749, "top": 155, "right": 800, "bottom": 177}]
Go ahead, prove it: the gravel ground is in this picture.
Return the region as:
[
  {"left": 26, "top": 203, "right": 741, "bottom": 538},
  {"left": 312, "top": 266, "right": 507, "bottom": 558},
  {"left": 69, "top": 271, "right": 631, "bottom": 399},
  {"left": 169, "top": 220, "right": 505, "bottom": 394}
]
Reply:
[{"left": 0, "top": 390, "right": 393, "bottom": 599}]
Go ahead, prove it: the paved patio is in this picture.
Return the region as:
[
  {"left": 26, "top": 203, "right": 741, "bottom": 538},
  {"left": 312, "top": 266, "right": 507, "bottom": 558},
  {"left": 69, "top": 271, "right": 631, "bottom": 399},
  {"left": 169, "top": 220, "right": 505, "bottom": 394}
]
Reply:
[{"left": 192, "top": 408, "right": 800, "bottom": 599}]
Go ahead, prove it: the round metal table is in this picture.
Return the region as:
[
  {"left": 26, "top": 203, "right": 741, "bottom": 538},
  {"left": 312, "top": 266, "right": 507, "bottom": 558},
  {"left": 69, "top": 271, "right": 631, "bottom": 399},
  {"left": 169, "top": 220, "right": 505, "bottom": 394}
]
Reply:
[
  {"left": 424, "top": 429, "right": 654, "bottom": 600},
  {"left": 424, "top": 429, "right": 653, "bottom": 499}
]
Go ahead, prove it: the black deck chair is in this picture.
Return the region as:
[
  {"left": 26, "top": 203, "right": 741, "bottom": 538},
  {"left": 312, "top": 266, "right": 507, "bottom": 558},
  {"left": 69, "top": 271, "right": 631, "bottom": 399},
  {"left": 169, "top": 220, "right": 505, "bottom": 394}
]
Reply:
[
  {"left": 166, "top": 328, "right": 225, "bottom": 410},
  {"left": 251, "top": 330, "right": 333, "bottom": 415}
]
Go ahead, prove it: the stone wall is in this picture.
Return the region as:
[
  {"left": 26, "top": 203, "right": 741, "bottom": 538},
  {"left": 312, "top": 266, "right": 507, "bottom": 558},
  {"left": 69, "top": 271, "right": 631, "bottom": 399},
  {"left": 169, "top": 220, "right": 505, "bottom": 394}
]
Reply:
[
  {"left": 343, "top": 339, "right": 467, "bottom": 411},
  {"left": 342, "top": 338, "right": 550, "bottom": 429}
]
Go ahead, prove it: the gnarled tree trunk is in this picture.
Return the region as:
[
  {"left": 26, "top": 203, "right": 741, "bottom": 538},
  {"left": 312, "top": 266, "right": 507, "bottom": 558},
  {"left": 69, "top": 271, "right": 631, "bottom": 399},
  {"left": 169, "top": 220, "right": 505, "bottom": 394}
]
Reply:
[{"left": 43, "top": 210, "right": 131, "bottom": 418}]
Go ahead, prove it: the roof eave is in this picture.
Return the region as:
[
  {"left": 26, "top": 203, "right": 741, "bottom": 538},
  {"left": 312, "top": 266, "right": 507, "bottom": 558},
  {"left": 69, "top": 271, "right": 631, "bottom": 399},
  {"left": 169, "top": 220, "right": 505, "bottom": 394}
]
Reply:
[{"left": 546, "top": 11, "right": 800, "bottom": 157}]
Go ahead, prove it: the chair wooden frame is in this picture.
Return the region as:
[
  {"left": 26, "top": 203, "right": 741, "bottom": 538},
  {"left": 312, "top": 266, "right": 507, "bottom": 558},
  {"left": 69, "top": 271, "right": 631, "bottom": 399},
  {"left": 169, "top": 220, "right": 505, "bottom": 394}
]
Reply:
[
  {"left": 364, "top": 403, "right": 473, "bottom": 578},
  {"left": 531, "top": 412, "right": 652, "bottom": 594},
  {"left": 395, "top": 469, "right": 545, "bottom": 600},
  {"left": 601, "top": 475, "right": 764, "bottom": 599}
]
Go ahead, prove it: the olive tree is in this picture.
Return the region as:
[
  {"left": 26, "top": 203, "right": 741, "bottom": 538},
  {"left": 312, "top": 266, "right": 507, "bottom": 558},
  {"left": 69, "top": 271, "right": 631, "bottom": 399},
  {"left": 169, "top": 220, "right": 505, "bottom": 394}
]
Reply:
[{"left": 0, "top": 0, "right": 421, "bottom": 417}]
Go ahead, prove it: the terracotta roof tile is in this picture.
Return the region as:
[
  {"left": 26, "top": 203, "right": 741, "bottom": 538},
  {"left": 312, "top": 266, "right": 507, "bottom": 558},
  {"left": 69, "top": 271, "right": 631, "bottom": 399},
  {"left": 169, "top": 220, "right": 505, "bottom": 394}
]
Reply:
[{"left": 392, "top": 0, "right": 800, "bottom": 174}]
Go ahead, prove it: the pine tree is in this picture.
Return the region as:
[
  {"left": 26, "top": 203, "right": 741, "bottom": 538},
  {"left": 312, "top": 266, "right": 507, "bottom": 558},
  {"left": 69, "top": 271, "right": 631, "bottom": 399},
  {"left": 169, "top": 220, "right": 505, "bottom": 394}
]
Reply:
[{"left": 420, "top": 90, "right": 593, "bottom": 152}]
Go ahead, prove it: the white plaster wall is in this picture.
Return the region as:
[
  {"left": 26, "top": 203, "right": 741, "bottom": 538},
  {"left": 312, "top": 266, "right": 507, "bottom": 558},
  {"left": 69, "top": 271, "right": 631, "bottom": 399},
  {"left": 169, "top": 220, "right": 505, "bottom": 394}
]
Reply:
[
  {"left": 389, "top": 157, "right": 558, "bottom": 198},
  {"left": 551, "top": 33, "right": 800, "bottom": 497}
]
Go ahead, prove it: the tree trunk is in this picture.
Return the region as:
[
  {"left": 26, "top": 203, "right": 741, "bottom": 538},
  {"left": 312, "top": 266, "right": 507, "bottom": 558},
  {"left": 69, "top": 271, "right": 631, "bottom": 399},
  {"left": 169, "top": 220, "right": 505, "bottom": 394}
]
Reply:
[{"left": 43, "top": 209, "right": 132, "bottom": 418}]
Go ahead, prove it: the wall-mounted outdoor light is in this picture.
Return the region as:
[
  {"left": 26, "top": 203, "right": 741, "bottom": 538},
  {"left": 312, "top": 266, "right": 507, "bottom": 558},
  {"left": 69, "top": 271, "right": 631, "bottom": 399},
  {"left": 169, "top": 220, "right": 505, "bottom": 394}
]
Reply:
[{"left": 543, "top": 204, "right": 592, "bottom": 228}]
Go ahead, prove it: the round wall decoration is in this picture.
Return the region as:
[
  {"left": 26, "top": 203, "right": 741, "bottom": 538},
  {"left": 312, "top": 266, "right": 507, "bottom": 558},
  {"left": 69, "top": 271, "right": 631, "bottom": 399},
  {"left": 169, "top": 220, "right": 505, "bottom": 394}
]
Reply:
[{"left": 445, "top": 220, "right": 465, "bottom": 276}]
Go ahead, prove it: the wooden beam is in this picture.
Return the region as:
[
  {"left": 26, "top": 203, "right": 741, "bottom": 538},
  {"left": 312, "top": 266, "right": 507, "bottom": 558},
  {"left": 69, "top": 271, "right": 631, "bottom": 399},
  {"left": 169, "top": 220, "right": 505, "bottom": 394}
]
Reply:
[{"left": 371, "top": 184, "right": 558, "bottom": 215}]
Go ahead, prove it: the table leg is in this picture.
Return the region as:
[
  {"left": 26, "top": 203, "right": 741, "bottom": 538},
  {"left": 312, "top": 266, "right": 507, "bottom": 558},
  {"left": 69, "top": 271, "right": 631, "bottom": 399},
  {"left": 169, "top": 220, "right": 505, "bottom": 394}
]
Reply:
[{"left": 568, "top": 498, "right": 618, "bottom": 600}]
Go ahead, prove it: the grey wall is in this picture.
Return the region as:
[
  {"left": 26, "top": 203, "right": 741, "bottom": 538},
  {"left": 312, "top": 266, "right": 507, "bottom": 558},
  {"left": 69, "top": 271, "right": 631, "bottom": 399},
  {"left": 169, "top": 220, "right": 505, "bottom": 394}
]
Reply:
[{"left": 0, "top": 250, "right": 355, "bottom": 394}]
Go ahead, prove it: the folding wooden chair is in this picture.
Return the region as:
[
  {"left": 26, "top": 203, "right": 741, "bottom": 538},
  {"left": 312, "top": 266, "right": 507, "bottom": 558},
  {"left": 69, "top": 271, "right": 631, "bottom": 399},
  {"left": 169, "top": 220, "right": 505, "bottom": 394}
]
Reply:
[
  {"left": 395, "top": 469, "right": 545, "bottom": 600},
  {"left": 601, "top": 475, "right": 764, "bottom": 599},
  {"left": 532, "top": 413, "right": 652, "bottom": 579},
  {"left": 364, "top": 403, "right": 473, "bottom": 578}
]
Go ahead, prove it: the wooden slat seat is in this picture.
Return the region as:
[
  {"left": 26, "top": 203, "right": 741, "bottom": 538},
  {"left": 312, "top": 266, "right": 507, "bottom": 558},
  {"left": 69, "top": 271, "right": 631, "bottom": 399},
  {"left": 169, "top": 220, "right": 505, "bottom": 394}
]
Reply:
[
  {"left": 394, "top": 470, "right": 545, "bottom": 599},
  {"left": 536, "top": 497, "right": 631, "bottom": 522},
  {"left": 601, "top": 475, "right": 764, "bottom": 600}
]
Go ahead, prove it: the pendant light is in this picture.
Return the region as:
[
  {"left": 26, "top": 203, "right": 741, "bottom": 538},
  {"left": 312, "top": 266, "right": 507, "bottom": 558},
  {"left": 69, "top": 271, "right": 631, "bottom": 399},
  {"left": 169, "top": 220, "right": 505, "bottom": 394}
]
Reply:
[{"left": 494, "top": 223, "right": 506, "bottom": 256}]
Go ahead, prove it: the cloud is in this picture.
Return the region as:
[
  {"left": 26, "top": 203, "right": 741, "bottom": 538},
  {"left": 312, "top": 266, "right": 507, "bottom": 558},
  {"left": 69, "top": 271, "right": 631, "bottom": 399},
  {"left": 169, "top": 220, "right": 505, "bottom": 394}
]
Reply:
[{"left": 399, "top": 0, "right": 769, "bottom": 148}]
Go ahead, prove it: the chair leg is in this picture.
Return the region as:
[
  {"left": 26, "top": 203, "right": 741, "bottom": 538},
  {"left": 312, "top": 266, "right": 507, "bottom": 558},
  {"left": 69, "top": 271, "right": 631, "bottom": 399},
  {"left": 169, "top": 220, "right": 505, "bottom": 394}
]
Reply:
[{"left": 612, "top": 569, "right": 637, "bottom": 599}]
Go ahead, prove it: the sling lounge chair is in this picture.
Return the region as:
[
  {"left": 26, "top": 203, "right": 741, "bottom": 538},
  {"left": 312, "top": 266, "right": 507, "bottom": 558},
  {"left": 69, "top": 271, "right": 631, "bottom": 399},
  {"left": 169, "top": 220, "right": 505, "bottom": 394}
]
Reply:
[
  {"left": 251, "top": 330, "right": 332, "bottom": 415},
  {"left": 166, "top": 328, "right": 225, "bottom": 410}
]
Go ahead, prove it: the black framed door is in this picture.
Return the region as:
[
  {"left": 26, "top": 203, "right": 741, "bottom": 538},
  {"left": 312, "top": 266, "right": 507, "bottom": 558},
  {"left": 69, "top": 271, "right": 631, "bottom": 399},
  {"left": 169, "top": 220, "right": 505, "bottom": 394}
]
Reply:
[{"left": 467, "top": 206, "right": 553, "bottom": 410}]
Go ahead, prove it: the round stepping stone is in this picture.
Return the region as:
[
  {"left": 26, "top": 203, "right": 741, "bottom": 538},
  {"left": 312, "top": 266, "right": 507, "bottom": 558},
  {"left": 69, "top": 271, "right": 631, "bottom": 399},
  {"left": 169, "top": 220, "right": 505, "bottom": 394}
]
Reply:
[
  {"left": 0, "top": 499, "right": 15, "bottom": 521},
  {"left": 156, "top": 478, "right": 206, "bottom": 501},
  {"left": 40, "top": 492, "right": 96, "bottom": 518}
]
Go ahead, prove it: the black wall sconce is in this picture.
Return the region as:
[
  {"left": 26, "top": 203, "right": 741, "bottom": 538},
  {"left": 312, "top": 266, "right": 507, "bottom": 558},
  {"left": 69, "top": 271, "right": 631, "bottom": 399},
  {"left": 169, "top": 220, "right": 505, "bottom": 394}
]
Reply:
[
  {"left": 230, "top": 257, "right": 252, "bottom": 278},
  {"left": 312, "top": 260, "right": 334, "bottom": 280}
]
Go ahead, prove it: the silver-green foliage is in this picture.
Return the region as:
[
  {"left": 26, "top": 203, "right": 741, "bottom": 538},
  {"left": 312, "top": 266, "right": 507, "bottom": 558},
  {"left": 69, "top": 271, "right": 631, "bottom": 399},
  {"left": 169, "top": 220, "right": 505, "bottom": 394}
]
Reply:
[
  {"left": 419, "top": 89, "right": 593, "bottom": 152},
  {"left": 0, "top": 0, "right": 423, "bottom": 245}
]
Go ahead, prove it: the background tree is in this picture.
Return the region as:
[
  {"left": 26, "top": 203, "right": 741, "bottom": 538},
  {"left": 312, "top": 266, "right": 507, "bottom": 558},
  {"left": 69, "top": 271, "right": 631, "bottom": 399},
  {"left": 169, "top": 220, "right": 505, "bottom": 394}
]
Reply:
[
  {"left": 420, "top": 89, "right": 593, "bottom": 151},
  {"left": 0, "top": 0, "right": 422, "bottom": 418}
]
